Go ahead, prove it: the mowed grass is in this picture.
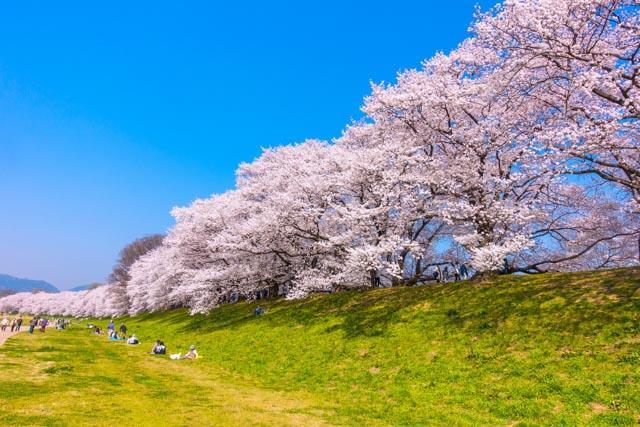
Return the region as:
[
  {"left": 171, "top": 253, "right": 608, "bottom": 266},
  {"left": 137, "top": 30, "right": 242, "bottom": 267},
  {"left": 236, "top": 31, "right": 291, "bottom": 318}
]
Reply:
[{"left": 1, "top": 268, "right": 639, "bottom": 426}]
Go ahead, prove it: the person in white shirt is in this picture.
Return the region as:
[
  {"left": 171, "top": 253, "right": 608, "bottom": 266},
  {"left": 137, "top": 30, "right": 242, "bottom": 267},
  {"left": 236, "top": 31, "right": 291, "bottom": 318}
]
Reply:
[{"left": 182, "top": 345, "right": 198, "bottom": 359}]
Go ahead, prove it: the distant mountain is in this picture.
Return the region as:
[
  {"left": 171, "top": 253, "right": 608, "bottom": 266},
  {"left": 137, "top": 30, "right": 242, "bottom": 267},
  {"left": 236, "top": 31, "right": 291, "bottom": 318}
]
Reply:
[
  {"left": 0, "top": 274, "right": 59, "bottom": 293},
  {"left": 69, "top": 282, "right": 104, "bottom": 292}
]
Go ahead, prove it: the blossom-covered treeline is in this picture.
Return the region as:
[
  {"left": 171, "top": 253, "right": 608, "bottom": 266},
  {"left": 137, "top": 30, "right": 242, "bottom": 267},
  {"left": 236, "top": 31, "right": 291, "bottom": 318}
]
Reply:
[{"left": 2, "top": 0, "right": 638, "bottom": 316}]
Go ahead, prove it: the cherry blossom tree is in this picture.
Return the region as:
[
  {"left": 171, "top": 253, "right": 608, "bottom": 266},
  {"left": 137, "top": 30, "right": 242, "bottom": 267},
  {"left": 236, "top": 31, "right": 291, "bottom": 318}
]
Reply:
[
  {"left": 0, "top": 285, "right": 118, "bottom": 318},
  {"left": 108, "top": 234, "right": 164, "bottom": 314},
  {"left": 470, "top": 0, "right": 640, "bottom": 255}
]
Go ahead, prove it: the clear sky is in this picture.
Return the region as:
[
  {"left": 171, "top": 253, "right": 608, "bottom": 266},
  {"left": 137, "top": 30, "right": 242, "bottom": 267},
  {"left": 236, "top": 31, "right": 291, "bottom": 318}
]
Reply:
[{"left": 0, "top": 1, "right": 496, "bottom": 289}]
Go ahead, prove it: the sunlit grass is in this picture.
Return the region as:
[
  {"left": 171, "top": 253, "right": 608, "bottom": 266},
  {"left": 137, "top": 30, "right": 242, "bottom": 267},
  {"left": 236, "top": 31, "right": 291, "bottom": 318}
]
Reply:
[{"left": 0, "top": 268, "right": 639, "bottom": 426}]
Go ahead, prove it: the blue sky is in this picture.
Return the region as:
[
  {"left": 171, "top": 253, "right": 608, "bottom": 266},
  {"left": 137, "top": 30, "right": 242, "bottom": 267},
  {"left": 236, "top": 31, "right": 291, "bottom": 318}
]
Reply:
[{"left": 0, "top": 1, "right": 496, "bottom": 289}]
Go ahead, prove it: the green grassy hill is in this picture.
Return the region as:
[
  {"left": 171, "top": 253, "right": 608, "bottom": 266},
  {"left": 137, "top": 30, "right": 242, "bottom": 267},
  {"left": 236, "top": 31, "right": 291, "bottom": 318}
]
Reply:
[{"left": 1, "top": 268, "right": 639, "bottom": 426}]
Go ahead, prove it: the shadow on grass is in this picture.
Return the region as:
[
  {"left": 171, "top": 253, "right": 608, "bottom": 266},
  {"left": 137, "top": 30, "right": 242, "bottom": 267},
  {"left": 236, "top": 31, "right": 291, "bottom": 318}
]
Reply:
[{"left": 120, "top": 267, "right": 639, "bottom": 340}]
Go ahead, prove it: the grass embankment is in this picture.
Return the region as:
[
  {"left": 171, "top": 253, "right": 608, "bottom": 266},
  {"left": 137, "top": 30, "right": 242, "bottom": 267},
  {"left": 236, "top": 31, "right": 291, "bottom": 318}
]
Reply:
[{"left": 0, "top": 268, "right": 639, "bottom": 426}]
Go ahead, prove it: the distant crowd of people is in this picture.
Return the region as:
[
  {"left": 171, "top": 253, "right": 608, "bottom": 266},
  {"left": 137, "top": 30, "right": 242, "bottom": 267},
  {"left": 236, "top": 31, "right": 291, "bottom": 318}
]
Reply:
[
  {"left": 51, "top": 318, "right": 70, "bottom": 330},
  {"left": 3, "top": 313, "right": 198, "bottom": 362},
  {"left": 0, "top": 315, "right": 72, "bottom": 335},
  {"left": 431, "top": 263, "right": 469, "bottom": 283},
  {"left": 87, "top": 320, "right": 198, "bottom": 360},
  {"left": 1, "top": 315, "right": 23, "bottom": 332}
]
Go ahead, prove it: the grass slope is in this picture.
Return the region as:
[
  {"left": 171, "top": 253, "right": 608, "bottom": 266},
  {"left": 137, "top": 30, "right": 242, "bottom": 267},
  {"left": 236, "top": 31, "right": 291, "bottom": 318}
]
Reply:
[{"left": 1, "top": 268, "right": 639, "bottom": 426}]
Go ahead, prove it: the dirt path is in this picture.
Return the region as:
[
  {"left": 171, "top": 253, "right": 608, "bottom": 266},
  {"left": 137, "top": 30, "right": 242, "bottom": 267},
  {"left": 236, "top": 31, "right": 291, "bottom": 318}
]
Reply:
[{"left": 0, "top": 328, "right": 26, "bottom": 346}]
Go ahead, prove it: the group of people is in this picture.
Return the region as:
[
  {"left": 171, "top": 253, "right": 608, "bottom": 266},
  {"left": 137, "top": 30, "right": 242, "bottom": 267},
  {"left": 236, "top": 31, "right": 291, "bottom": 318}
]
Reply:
[
  {"left": 27, "top": 317, "right": 48, "bottom": 333},
  {"left": 431, "top": 263, "right": 469, "bottom": 283},
  {"left": 106, "top": 320, "right": 129, "bottom": 340},
  {"left": 0, "top": 315, "right": 59, "bottom": 334},
  {"left": 29, "top": 317, "right": 48, "bottom": 333},
  {"left": 90, "top": 319, "right": 199, "bottom": 360},
  {"left": 4, "top": 313, "right": 198, "bottom": 362},
  {"left": 148, "top": 339, "right": 197, "bottom": 359},
  {"left": 90, "top": 321, "right": 137, "bottom": 344},
  {"left": 0, "top": 315, "right": 23, "bottom": 332},
  {"left": 151, "top": 340, "right": 167, "bottom": 354},
  {"left": 54, "top": 318, "right": 70, "bottom": 330}
]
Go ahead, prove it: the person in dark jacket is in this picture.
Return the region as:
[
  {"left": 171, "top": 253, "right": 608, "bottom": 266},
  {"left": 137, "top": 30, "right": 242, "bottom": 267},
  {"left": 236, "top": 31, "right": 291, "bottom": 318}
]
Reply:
[
  {"left": 459, "top": 264, "right": 469, "bottom": 280},
  {"left": 28, "top": 318, "right": 37, "bottom": 334},
  {"left": 150, "top": 340, "right": 167, "bottom": 355}
]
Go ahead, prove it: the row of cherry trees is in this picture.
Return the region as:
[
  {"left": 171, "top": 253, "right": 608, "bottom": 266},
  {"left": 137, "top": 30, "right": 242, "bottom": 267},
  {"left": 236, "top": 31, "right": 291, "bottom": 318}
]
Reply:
[{"left": 1, "top": 0, "right": 638, "bottom": 316}]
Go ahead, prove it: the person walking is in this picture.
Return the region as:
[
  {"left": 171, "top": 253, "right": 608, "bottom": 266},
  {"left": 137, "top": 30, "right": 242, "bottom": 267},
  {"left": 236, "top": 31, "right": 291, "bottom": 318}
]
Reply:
[
  {"left": 10, "top": 318, "right": 17, "bottom": 332},
  {"left": 39, "top": 318, "right": 48, "bottom": 333},
  {"left": 107, "top": 320, "right": 115, "bottom": 334},
  {"left": 15, "top": 316, "right": 23, "bottom": 331},
  {"left": 28, "top": 318, "right": 37, "bottom": 334},
  {"left": 454, "top": 265, "right": 461, "bottom": 282},
  {"left": 1, "top": 316, "right": 8, "bottom": 332},
  {"left": 459, "top": 264, "right": 468, "bottom": 280},
  {"left": 436, "top": 265, "right": 442, "bottom": 283}
]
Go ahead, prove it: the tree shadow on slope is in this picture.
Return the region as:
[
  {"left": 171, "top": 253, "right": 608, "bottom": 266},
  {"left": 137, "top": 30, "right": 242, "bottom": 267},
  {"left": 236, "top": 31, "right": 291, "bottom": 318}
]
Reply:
[
  {"left": 135, "top": 267, "right": 639, "bottom": 340},
  {"left": 170, "top": 286, "right": 435, "bottom": 339},
  {"left": 448, "top": 268, "right": 640, "bottom": 342}
]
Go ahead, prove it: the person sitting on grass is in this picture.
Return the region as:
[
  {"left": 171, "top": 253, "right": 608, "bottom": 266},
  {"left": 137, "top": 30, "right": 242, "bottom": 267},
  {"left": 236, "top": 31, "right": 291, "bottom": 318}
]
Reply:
[
  {"left": 94, "top": 327, "right": 102, "bottom": 335},
  {"left": 109, "top": 331, "right": 120, "bottom": 340},
  {"left": 127, "top": 334, "right": 139, "bottom": 345},
  {"left": 254, "top": 306, "right": 265, "bottom": 316},
  {"left": 170, "top": 345, "right": 198, "bottom": 360},
  {"left": 150, "top": 340, "right": 166, "bottom": 355},
  {"left": 182, "top": 345, "right": 198, "bottom": 359}
]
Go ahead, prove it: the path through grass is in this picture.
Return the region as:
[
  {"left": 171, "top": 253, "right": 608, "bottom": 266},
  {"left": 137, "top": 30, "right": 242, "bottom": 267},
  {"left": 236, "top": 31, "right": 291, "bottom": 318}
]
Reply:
[
  {"left": 0, "top": 328, "right": 26, "bottom": 346},
  {"left": 0, "top": 327, "right": 334, "bottom": 426}
]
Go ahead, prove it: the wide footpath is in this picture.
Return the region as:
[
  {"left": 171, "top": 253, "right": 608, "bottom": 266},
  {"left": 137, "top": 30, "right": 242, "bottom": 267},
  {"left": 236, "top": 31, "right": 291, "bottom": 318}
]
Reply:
[
  {"left": 0, "top": 328, "right": 25, "bottom": 346},
  {"left": 0, "top": 268, "right": 639, "bottom": 426}
]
